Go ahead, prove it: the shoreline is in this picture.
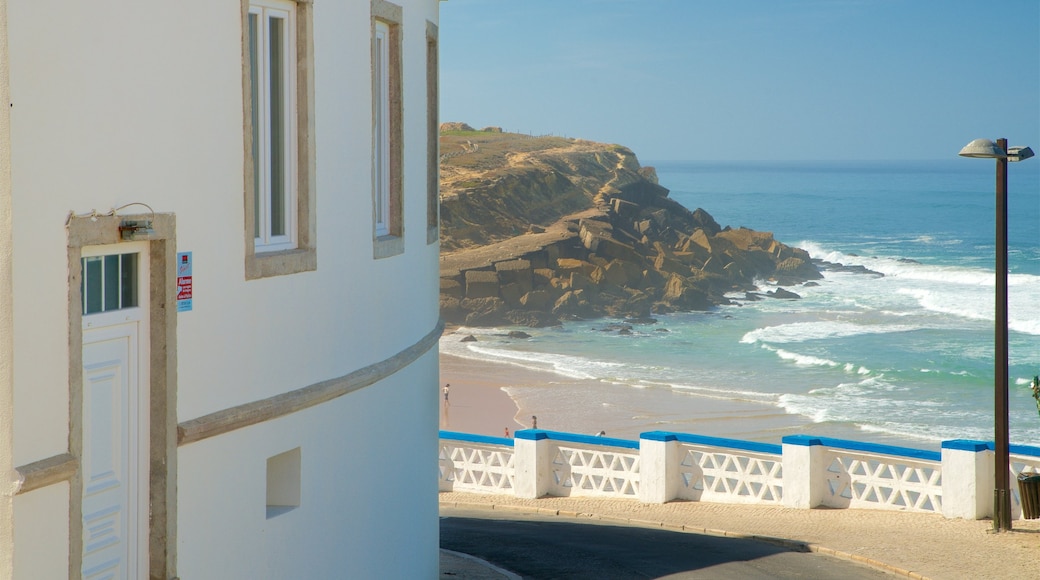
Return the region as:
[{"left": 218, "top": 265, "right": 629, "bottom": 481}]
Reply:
[
  {"left": 439, "top": 353, "right": 529, "bottom": 438},
  {"left": 439, "top": 348, "right": 940, "bottom": 451}
]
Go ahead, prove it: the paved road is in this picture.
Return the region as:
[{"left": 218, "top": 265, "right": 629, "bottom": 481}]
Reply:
[{"left": 440, "top": 506, "right": 892, "bottom": 579}]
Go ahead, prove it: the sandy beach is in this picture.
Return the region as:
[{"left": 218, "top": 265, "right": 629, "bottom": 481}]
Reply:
[
  {"left": 438, "top": 352, "right": 815, "bottom": 442},
  {"left": 439, "top": 354, "right": 531, "bottom": 437},
  {"left": 439, "top": 349, "right": 938, "bottom": 449}
]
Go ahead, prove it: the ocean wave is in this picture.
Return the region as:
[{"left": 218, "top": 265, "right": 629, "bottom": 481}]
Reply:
[
  {"left": 440, "top": 333, "right": 613, "bottom": 380},
  {"left": 741, "top": 320, "right": 917, "bottom": 344},
  {"left": 642, "top": 379, "right": 783, "bottom": 404},
  {"left": 771, "top": 347, "right": 841, "bottom": 368},
  {"left": 796, "top": 241, "right": 1039, "bottom": 335}
]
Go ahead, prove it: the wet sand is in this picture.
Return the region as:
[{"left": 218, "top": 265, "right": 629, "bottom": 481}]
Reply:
[
  {"left": 439, "top": 354, "right": 530, "bottom": 437},
  {"left": 439, "top": 352, "right": 934, "bottom": 450}
]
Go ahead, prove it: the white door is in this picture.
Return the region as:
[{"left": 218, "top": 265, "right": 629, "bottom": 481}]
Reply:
[{"left": 80, "top": 243, "right": 149, "bottom": 580}]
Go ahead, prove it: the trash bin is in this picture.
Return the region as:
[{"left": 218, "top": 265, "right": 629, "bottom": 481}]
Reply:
[{"left": 1018, "top": 473, "right": 1040, "bottom": 520}]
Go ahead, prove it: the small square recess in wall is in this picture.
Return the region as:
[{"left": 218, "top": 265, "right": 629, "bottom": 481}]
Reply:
[{"left": 267, "top": 447, "right": 301, "bottom": 519}]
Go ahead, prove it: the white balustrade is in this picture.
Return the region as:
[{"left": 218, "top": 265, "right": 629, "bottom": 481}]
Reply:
[
  {"left": 639, "top": 432, "right": 783, "bottom": 505},
  {"left": 547, "top": 440, "right": 640, "bottom": 498},
  {"left": 439, "top": 432, "right": 515, "bottom": 494},
  {"left": 784, "top": 435, "right": 942, "bottom": 514},
  {"left": 438, "top": 430, "right": 1040, "bottom": 523},
  {"left": 821, "top": 449, "right": 942, "bottom": 512}
]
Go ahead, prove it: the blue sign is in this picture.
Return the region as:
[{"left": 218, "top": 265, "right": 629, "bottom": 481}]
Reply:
[{"left": 177, "top": 252, "right": 193, "bottom": 312}]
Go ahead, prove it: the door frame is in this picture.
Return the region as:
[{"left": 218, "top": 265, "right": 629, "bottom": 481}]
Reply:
[
  {"left": 80, "top": 242, "right": 150, "bottom": 578},
  {"left": 68, "top": 213, "right": 178, "bottom": 580}
]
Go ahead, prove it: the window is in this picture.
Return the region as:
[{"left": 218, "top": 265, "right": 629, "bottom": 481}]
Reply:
[
  {"left": 250, "top": 1, "right": 295, "bottom": 251},
  {"left": 244, "top": 0, "right": 316, "bottom": 279},
  {"left": 372, "top": 0, "right": 403, "bottom": 258},
  {"left": 373, "top": 21, "right": 391, "bottom": 238},
  {"left": 426, "top": 22, "right": 439, "bottom": 245},
  {"left": 81, "top": 253, "right": 139, "bottom": 315}
]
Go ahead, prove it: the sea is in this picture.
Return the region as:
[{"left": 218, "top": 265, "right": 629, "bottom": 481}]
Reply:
[{"left": 439, "top": 159, "right": 1040, "bottom": 451}]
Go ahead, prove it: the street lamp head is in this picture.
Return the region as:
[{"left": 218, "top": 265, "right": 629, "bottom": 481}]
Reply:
[
  {"left": 958, "top": 138, "right": 1006, "bottom": 159},
  {"left": 1008, "top": 146, "right": 1034, "bottom": 163}
]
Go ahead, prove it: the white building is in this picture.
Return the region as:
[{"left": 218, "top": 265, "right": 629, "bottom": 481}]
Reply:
[{"left": 0, "top": 0, "right": 443, "bottom": 577}]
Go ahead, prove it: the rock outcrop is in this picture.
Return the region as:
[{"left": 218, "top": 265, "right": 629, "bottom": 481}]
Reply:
[{"left": 439, "top": 127, "right": 822, "bottom": 327}]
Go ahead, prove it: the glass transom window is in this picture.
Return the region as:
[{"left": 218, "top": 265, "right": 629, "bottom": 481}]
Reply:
[{"left": 81, "top": 253, "right": 139, "bottom": 315}]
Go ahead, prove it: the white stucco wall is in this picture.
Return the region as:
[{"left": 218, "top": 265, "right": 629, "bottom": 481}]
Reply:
[
  {"left": 0, "top": 0, "right": 16, "bottom": 576},
  {"left": 13, "top": 484, "right": 69, "bottom": 579},
  {"left": 177, "top": 352, "right": 440, "bottom": 578},
  {"left": 5, "top": 0, "right": 441, "bottom": 575}
]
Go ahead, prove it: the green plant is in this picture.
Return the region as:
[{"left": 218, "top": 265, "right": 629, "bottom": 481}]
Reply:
[{"left": 1032, "top": 375, "right": 1040, "bottom": 419}]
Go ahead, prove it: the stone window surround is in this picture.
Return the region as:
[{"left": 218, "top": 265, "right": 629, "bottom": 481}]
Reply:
[
  {"left": 372, "top": 0, "right": 404, "bottom": 259},
  {"left": 426, "top": 21, "right": 439, "bottom": 245},
  {"left": 242, "top": 0, "right": 317, "bottom": 279}
]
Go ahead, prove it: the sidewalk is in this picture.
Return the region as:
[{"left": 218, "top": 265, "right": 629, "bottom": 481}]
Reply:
[{"left": 439, "top": 491, "right": 1040, "bottom": 580}]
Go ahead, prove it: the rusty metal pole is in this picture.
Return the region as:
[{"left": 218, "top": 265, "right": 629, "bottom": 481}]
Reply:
[{"left": 994, "top": 138, "right": 1012, "bottom": 532}]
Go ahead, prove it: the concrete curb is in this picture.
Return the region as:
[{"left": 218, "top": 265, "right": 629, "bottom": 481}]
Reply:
[{"left": 441, "top": 499, "right": 930, "bottom": 580}]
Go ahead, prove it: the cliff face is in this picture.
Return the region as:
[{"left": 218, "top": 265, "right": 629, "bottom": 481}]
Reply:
[{"left": 439, "top": 128, "right": 821, "bottom": 327}]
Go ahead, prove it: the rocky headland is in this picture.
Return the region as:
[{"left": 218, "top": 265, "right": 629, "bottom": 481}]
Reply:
[{"left": 438, "top": 125, "right": 824, "bottom": 327}]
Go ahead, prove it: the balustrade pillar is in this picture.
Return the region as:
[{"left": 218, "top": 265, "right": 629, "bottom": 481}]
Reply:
[
  {"left": 941, "top": 440, "right": 993, "bottom": 520},
  {"left": 513, "top": 430, "right": 551, "bottom": 499},
  {"left": 781, "top": 435, "right": 827, "bottom": 509},
  {"left": 638, "top": 432, "right": 679, "bottom": 503}
]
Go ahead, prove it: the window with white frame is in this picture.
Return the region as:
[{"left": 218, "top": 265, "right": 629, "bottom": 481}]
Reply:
[
  {"left": 372, "top": 0, "right": 403, "bottom": 257},
  {"left": 249, "top": 0, "right": 296, "bottom": 252},
  {"left": 426, "top": 22, "right": 439, "bottom": 245},
  {"left": 373, "top": 20, "right": 391, "bottom": 238}
]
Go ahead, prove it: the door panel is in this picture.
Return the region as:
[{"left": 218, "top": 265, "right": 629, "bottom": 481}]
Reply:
[{"left": 81, "top": 327, "right": 137, "bottom": 579}]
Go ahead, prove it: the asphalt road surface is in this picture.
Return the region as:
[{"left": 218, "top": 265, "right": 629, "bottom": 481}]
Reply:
[{"left": 440, "top": 506, "right": 893, "bottom": 579}]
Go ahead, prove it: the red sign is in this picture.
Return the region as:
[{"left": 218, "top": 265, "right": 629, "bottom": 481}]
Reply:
[{"left": 177, "top": 276, "right": 193, "bottom": 300}]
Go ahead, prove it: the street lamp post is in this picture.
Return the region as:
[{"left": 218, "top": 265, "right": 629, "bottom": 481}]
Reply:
[{"left": 958, "top": 138, "right": 1035, "bottom": 532}]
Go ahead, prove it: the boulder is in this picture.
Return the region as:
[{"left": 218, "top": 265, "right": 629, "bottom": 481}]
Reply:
[
  {"left": 767, "top": 287, "right": 801, "bottom": 300},
  {"left": 520, "top": 289, "right": 554, "bottom": 310}
]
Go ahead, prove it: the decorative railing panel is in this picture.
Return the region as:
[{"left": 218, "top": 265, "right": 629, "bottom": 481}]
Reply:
[
  {"left": 439, "top": 432, "right": 515, "bottom": 494},
  {"left": 820, "top": 448, "right": 942, "bottom": 513},
  {"left": 676, "top": 443, "right": 783, "bottom": 504},
  {"left": 548, "top": 442, "right": 640, "bottom": 498}
]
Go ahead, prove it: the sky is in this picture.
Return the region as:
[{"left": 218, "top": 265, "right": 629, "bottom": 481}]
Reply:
[{"left": 439, "top": 0, "right": 1040, "bottom": 161}]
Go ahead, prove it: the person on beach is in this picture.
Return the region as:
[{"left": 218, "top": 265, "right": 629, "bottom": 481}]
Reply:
[
  {"left": 443, "top": 383, "right": 450, "bottom": 404},
  {"left": 532, "top": 415, "right": 537, "bottom": 429},
  {"left": 504, "top": 427, "right": 510, "bottom": 438}
]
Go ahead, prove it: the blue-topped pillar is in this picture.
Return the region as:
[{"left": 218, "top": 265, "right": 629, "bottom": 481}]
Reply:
[
  {"left": 639, "top": 432, "right": 680, "bottom": 503},
  {"left": 514, "top": 430, "right": 551, "bottom": 499},
  {"left": 781, "top": 435, "right": 827, "bottom": 509},
  {"left": 941, "top": 440, "right": 994, "bottom": 520}
]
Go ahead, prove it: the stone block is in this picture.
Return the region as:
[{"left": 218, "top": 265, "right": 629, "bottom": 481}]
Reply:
[
  {"left": 556, "top": 258, "right": 594, "bottom": 276},
  {"left": 519, "top": 289, "right": 553, "bottom": 311},
  {"left": 496, "top": 259, "right": 533, "bottom": 294},
  {"left": 500, "top": 282, "right": 526, "bottom": 307},
  {"left": 612, "top": 197, "right": 640, "bottom": 219},
  {"left": 602, "top": 260, "right": 629, "bottom": 286},
  {"left": 533, "top": 268, "right": 555, "bottom": 287},
  {"left": 440, "top": 277, "right": 464, "bottom": 299},
  {"left": 465, "top": 269, "right": 500, "bottom": 299}
]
